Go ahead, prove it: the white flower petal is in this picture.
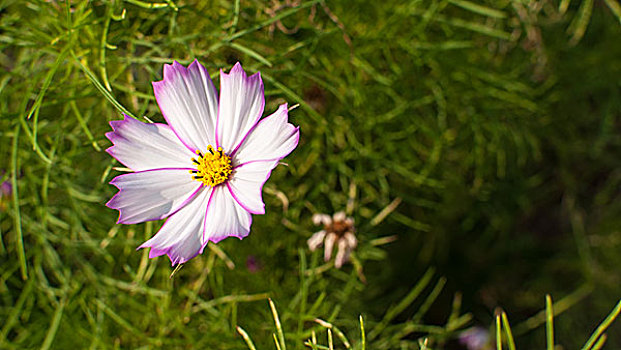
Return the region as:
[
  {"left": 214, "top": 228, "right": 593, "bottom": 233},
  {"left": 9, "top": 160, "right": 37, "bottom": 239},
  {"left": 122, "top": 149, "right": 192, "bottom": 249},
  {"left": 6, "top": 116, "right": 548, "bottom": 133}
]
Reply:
[
  {"left": 343, "top": 232, "right": 358, "bottom": 248},
  {"left": 139, "top": 187, "right": 212, "bottom": 266},
  {"left": 203, "top": 185, "right": 252, "bottom": 243},
  {"left": 312, "top": 213, "right": 332, "bottom": 226},
  {"left": 233, "top": 104, "right": 299, "bottom": 164},
  {"left": 307, "top": 230, "right": 326, "bottom": 251},
  {"left": 324, "top": 233, "right": 337, "bottom": 262},
  {"left": 152, "top": 60, "right": 218, "bottom": 151},
  {"left": 226, "top": 160, "right": 279, "bottom": 215},
  {"left": 216, "top": 62, "right": 265, "bottom": 152},
  {"left": 106, "top": 115, "right": 195, "bottom": 171},
  {"left": 107, "top": 168, "right": 201, "bottom": 224},
  {"left": 335, "top": 239, "right": 350, "bottom": 269},
  {"left": 333, "top": 211, "right": 346, "bottom": 222}
]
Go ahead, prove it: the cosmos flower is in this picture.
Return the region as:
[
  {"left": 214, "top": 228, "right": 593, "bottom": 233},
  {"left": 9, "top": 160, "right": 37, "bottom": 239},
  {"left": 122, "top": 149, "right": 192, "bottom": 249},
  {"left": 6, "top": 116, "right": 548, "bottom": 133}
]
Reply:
[
  {"left": 0, "top": 180, "right": 12, "bottom": 212},
  {"left": 245, "top": 255, "right": 262, "bottom": 273},
  {"left": 308, "top": 211, "right": 357, "bottom": 268},
  {"left": 459, "top": 327, "right": 491, "bottom": 350},
  {"left": 106, "top": 60, "right": 299, "bottom": 265}
]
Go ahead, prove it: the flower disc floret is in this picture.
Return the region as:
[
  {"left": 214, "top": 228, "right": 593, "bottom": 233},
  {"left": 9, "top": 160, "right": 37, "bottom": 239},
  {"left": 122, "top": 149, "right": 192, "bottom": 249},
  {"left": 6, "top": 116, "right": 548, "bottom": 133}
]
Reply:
[{"left": 190, "top": 145, "right": 232, "bottom": 187}]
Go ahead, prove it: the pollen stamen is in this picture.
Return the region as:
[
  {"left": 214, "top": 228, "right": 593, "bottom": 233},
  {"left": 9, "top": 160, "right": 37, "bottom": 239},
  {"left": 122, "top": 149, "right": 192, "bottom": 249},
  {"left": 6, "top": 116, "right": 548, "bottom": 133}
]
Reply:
[{"left": 190, "top": 145, "right": 233, "bottom": 187}]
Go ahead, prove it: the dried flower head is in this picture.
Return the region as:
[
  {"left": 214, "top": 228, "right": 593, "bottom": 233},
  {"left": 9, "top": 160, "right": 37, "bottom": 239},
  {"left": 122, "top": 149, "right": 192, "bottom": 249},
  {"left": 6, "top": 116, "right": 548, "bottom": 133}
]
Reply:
[{"left": 308, "top": 211, "right": 357, "bottom": 268}]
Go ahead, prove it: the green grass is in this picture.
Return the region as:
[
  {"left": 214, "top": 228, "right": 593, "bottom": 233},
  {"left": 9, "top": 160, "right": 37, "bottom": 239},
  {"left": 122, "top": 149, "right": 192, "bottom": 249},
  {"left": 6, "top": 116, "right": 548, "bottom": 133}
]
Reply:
[{"left": 1, "top": 0, "right": 620, "bottom": 349}]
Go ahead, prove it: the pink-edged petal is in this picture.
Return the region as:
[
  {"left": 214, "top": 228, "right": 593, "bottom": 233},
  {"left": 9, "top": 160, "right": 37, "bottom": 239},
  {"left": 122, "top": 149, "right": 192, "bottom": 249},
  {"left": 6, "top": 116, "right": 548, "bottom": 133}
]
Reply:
[
  {"left": 232, "top": 103, "right": 299, "bottom": 164},
  {"left": 226, "top": 160, "right": 279, "bottom": 215},
  {"left": 203, "top": 185, "right": 252, "bottom": 243},
  {"left": 107, "top": 168, "right": 201, "bottom": 224},
  {"left": 152, "top": 60, "right": 218, "bottom": 152},
  {"left": 139, "top": 187, "right": 212, "bottom": 265},
  {"left": 216, "top": 62, "right": 265, "bottom": 152},
  {"left": 106, "top": 115, "right": 195, "bottom": 171}
]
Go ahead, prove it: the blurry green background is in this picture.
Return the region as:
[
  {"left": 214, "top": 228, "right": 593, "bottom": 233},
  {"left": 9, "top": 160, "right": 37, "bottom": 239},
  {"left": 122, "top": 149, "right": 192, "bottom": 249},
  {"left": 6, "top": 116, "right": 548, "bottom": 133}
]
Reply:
[{"left": 0, "top": 0, "right": 620, "bottom": 349}]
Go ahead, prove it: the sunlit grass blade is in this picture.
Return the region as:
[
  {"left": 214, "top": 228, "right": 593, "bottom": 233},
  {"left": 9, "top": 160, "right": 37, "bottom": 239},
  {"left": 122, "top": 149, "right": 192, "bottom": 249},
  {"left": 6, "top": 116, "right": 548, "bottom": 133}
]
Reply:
[
  {"left": 496, "top": 314, "right": 502, "bottom": 350},
  {"left": 603, "top": 0, "right": 621, "bottom": 23},
  {"left": 124, "top": 0, "right": 176, "bottom": 10},
  {"left": 591, "top": 334, "right": 607, "bottom": 350},
  {"left": 501, "top": 312, "right": 516, "bottom": 350},
  {"left": 269, "top": 298, "right": 287, "bottom": 350},
  {"left": 273, "top": 333, "right": 282, "bottom": 350},
  {"left": 581, "top": 299, "right": 621, "bottom": 350},
  {"left": 546, "top": 295, "right": 554, "bottom": 350},
  {"left": 237, "top": 326, "right": 258, "bottom": 350},
  {"left": 327, "top": 328, "right": 333, "bottom": 350},
  {"left": 314, "top": 318, "right": 351, "bottom": 348},
  {"left": 514, "top": 285, "right": 591, "bottom": 334},
  {"left": 419, "top": 338, "right": 429, "bottom": 350},
  {"left": 359, "top": 315, "right": 366, "bottom": 350},
  {"left": 568, "top": 0, "right": 594, "bottom": 45}
]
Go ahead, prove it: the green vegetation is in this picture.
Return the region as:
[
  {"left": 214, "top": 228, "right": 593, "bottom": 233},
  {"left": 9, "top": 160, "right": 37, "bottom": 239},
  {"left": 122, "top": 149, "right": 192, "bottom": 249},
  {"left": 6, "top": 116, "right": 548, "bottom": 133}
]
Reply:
[{"left": 0, "top": 0, "right": 619, "bottom": 348}]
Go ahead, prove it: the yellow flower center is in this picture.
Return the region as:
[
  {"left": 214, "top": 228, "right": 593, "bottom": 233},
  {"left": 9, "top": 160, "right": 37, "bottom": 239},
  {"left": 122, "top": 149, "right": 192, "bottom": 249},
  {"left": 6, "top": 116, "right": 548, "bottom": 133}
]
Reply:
[{"left": 190, "top": 145, "right": 233, "bottom": 187}]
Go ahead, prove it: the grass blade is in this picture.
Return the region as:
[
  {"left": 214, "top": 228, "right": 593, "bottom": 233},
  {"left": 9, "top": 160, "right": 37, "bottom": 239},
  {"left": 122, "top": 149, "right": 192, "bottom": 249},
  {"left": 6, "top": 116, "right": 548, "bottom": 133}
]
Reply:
[
  {"left": 546, "top": 295, "right": 554, "bottom": 350},
  {"left": 226, "top": 0, "right": 321, "bottom": 42},
  {"left": 228, "top": 42, "right": 273, "bottom": 67},
  {"left": 236, "top": 326, "right": 258, "bottom": 350},
  {"left": 124, "top": 0, "right": 174, "bottom": 9},
  {"left": 369, "top": 268, "right": 434, "bottom": 340},
  {"left": 0, "top": 278, "right": 34, "bottom": 345},
  {"left": 69, "top": 101, "right": 101, "bottom": 151},
  {"left": 501, "top": 312, "right": 516, "bottom": 350},
  {"left": 269, "top": 298, "right": 287, "bottom": 350},
  {"left": 360, "top": 315, "right": 366, "bottom": 350},
  {"left": 581, "top": 299, "right": 621, "bottom": 350},
  {"left": 603, "top": 0, "right": 621, "bottom": 23},
  {"left": 11, "top": 124, "right": 27, "bottom": 280},
  {"left": 71, "top": 51, "right": 136, "bottom": 119},
  {"left": 568, "top": 0, "right": 594, "bottom": 45},
  {"left": 27, "top": 48, "right": 69, "bottom": 149},
  {"left": 448, "top": 0, "right": 506, "bottom": 19},
  {"left": 496, "top": 314, "right": 502, "bottom": 350},
  {"left": 514, "top": 284, "right": 591, "bottom": 334},
  {"left": 40, "top": 297, "right": 66, "bottom": 350}
]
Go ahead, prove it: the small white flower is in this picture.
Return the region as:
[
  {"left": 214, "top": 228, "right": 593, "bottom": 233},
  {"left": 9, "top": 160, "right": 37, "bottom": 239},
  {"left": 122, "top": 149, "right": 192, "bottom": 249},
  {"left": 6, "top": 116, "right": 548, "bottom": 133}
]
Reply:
[
  {"left": 308, "top": 211, "right": 357, "bottom": 268},
  {"left": 106, "top": 60, "right": 300, "bottom": 265},
  {"left": 459, "top": 327, "right": 491, "bottom": 350}
]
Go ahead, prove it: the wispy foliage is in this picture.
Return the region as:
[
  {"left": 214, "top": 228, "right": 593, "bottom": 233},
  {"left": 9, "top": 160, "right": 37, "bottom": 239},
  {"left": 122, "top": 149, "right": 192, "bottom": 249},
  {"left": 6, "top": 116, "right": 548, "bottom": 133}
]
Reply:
[{"left": 0, "top": 0, "right": 619, "bottom": 349}]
